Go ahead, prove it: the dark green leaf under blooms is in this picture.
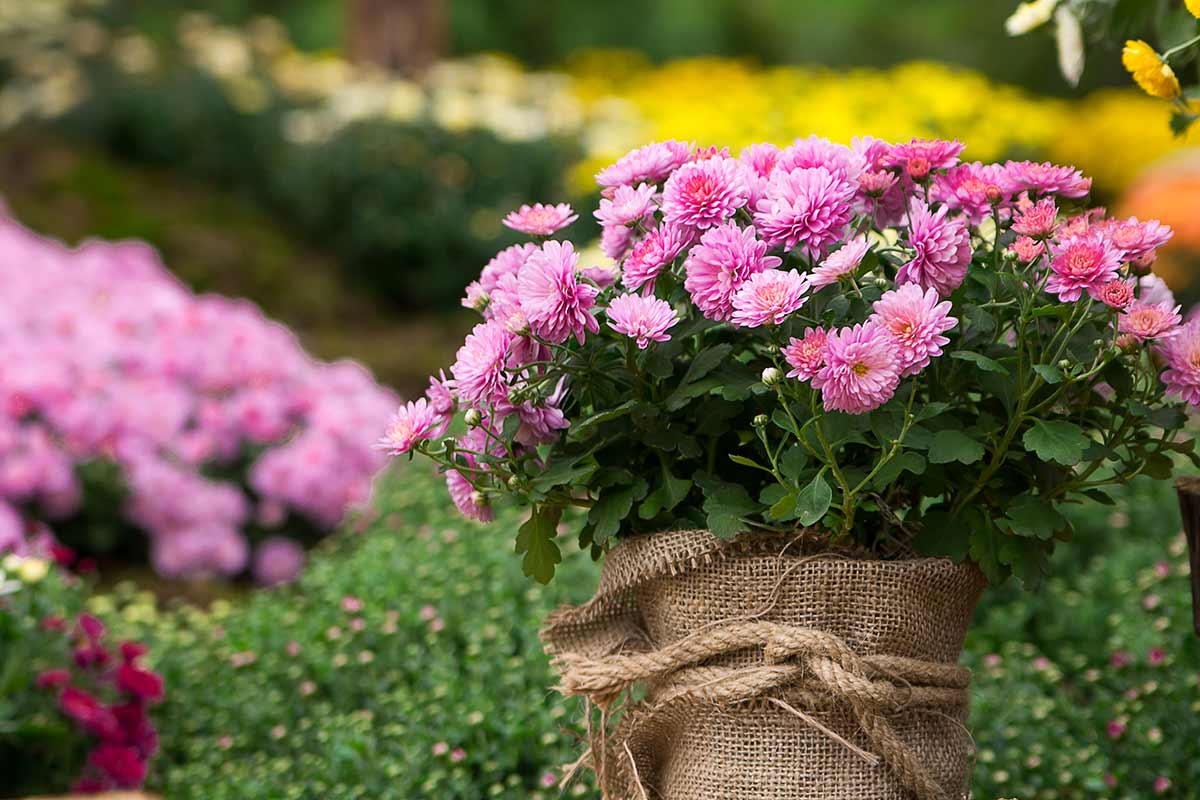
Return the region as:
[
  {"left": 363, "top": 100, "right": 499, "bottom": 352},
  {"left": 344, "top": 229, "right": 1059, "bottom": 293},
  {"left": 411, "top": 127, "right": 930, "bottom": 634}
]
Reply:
[
  {"left": 795, "top": 474, "right": 833, "bottom": 526},
  {"left": 928, "top": 430, "right": 985, "bottom": 465},
  {"left": 515, "top": 505, "right": 563, "bottom": 584},
  {"left": 1023, "top": 420, "right": 1091, "bottom": 466}
]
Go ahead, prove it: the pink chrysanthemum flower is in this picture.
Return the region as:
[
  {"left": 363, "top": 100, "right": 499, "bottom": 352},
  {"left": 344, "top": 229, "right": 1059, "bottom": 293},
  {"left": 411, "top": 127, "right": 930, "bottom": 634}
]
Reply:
[
  {"left": 479, "top": 243, "right": 537, "bottom": 292},
  {"left": 777, "top": 135, "right": 866, "bottom": 183},
  {"left": 517, "top": 241, "right": 599, "bottom": 344},
  {"left": 739, "top": 142, "right": 783, "bottom": 206},
  {"left": 1096, "top": 279, "right": 1136, "bottom": 310},
  {"left": 425, "top": 369, "right": 456, "bottom": 417},
  {"left": 783, "top": 328, "right": 828, "bottom": 381},
  {"left": 495, "top": 379, "right": 570, "bottom": 446},
  {"left": 730, "top": 269, "right": 810, "bottom": 328},
  {"left": 812, "top": 323, "right": 902, "bottom": 414},
  {"left": 461, "top": 282, "right": 488, "bottom": 312},
  {"left": 1045, "top": 232, "right": 1122, "bottom": 302},
  {"left": 810, "top": 236, "right": 871, "bottom": 289},
  {"left": 600, "top": 223, "right": 636, "bottom": 261},
  {"left": 595, "top": 140, "right": 694, "bottom": 190},
  {"left": 754, "top": 167, "right": 857, "bottom": 259},
  {"left": 378, "top": 399, "right": 446, "bottom": 455},
  {"left": 1001, "top": 161, "right": 1092, "bottom": 198},
  {"left": 594, "top": 183, "right": 658, "bottom": 228},
  {"left": 1118, "top": 301, "right": 1182, "bottom": 342},
  {"left": 896, "top": 198, "right": 971, "bottom": 297},
  {"left": 858, "top": 169, "right": 898, "bottom": 197},
  {"left": 886, "top": 138, "right": 965, "bottom": 178},
  {"left": 621, "top": 223, "right": 693, "bottom": 293},
  {"left": 502, "top": 203, "right": 578, "bottom": 236},
  {"left": 1103, "top": 217, "right": 1173, "bottom": 261},
  {"left": 661, "top": 157, "right": 750, "bottom": 231},
  {"left": 931, "top": 162, "right": 1006, "bottom": 225},
  {"left": 869, "top": 283, "right": 958, "bottom": 377},
  {"left": 606, "top": 293, "right": 680, "bottom": 348},
  {"left": 1012, "top": 198, "right": 1058, "bottom": 238},
  {"left": 1010, "top": 236, "right": 1045, "bottom": 263},
  {"left": 684, "top": 223, "right": 782, "bottom": 321},
  {"left": 451, "top": 320, "right": 514, "bottom": 406},
  {"left": 1160, "top": 321, "right": 1200, "bottom": 405}
]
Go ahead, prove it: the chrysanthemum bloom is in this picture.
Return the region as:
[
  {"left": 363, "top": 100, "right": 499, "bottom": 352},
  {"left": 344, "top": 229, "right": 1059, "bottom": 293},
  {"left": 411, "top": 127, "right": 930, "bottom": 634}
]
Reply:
[
  {"left": 869, "top": 283, "right": 958, "bottom": 376},
  {"left": 777, "top": 135, "right": 865, "bottom": 184},
  {"left": 684, "top": 223, "right": 782, "bottom": 321},
  {"left": 1122, "top": 40, "right": 1181, "bottom": 99},
  {"left": 1001, "top": 160, "right": 1092, "bottom": 198},
  {"left": 518, "top": 240, "right": 600, "bottom": 344},
  {"left": 1045, "top": 232, "right": 1122, "bottom": 302},
  {"left": 661, "top": 157, "right": 750, "bottom": 231},
  {"left": 739, "top": 142, "right": 783, "bottom": 206},
  {"left": 445, "top": 423, "right": 501, "bottom": 522},
  {"left": 621, "top": 223, "right": 692, "bottom": 292},
  {"left": 1011, "top": 236, "right": 1045, "bottom": 262},
  {"left": 886, "top": 138, "right": 965, "bottom": 176},
  {"left": 1096, "top": 279, "right": 1135, "bottom": 310},
  {"left": 478, "top": 243, "right": 536, "bottom": 292},
  {"left": 730, "top": 269, "right": 810, "bottom": 328},
  {"left": 496, "top": 381, "right": 570, "bottom": 446},
  {"left": 812, "top": 323, "right": 902, "bottom": 414},
  {"left": 378, "top": 398, "right": 447, "bottom": 455},
  {"left": 606, "top": 293, "right": 680, "bottom": 348},
  {"left": 754, "top": 167, "right": 857, "bottom": 259},
  {"left": 931, "top": 162, "right": 1007, "bottom": 225},
  {"left": 446, "top": 466, "right": 491, "bottom": 522},
  {"left": 502, "top": 203, "right": 578, "bottom": 236},
  {"left": 1103, "top": 217, "right": 1173, "bottom": 261},
  {"left": 595, "top": 140, "right": 694, "bottom": 190},
  {"left": 896, "top": 199, "right": 971, "bottom": 297},
  {"left": 783, "top": 327, "right": 828, "bottom": 381},
  {"left": 600, "top": 223, "right": 635, "bottom": 261},
  {"left": 1160, "top": 324, "right": 1200, "bottom": 404},
  {"left": 1189, "top": 0, "right": 1200, "bottom": 18},
  {"left": 1012, "top": 198, "right": 1058, "bottom": 238},
  {"left": 594, "top": 183, "right": 658, "bottom": 228},
  {"left": 1139, "top": 273, "right": 1176, "bottom": 307},
  {"left": 461, "top": 282, "right": 488, "bottom": 312},
  {"left": 858, "top": 169, "right": 898, "bottom": 197},
  {"left": 1118, "top": 301, "right": 1182, "bottom": 341},
  {"left": 809, "top": 237, "right": 870, "bottom": 289},
  {"left": 451, "top": 320, "right": 514, "bottom": 406}
]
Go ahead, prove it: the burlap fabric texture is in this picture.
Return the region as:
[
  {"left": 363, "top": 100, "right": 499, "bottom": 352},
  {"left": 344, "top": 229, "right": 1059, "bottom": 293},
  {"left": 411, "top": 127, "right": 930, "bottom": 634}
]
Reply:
[{"left": 542, "top": 529, "right": 987, "bottom": 800}]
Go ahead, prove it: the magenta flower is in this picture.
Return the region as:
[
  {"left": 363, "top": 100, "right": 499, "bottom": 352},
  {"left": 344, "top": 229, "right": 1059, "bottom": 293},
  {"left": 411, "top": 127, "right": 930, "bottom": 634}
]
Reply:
[
  {"left": 621, "top": 223, "right": 692, "bottom": 293},
  {"left": 606, "top": 293, "right": 680, "bottom": 348},
  {"left": 783, "top": 328, "right": 828, "bottom": 381},
  {"left": 447, "top": 460, "right": 491, "bottom": 523},
  {"left": 931, "top": 162, "right": 1006, "bottom": 224},
  {"left": 1155, "top": 777, "right": 1172, "bottom": 794},
  {"left": 451, "top": 321, "right": 514, "bottom": 407},
  {"left": 684, "top": 223, "right": 781, "bottom": 321},
  {"left": 1011, "top": 198, "right": 1058, "bottom": 238},
  {"left": 600, "top": 223, "right": 635, "bottom": 261},
  {"left": 1096, "top": 279, "right": 1135, "bottom": 310},
  {"left": 739, "top": 143, "right": 783, "bottom": 198},
  {"left": 754, "top": 167, "right": 857, "bottom": 259},
  {"left": 502, "top": 203, "right": 578, "bottom": 236},
  {"left": 812, "top": 323, "right": 902, "bottom": 414},
  {"left": 661, "top": 157, "right": 750, "bottom": 231},
  {"left": 425, "top": 370, "right": 456, "bottom": 418},
  {"left": 809, "top": 236, "right": 870, "bottom": 289},
  {"left": 1001, "top": 160, "right": 1092, "bottom": 198},
  {"left": 777, "top": 135, "right": 865, "bottom": 183},
  {"left": 897, "top": 198, "right": 971, "bottom": 297},
  {"left": 479, "top": 243, "right": 536, "bottom": 292},
  {"left": 594, "top": 183, "right": 657, "bottom": 228},
  {"left": 730, "top": 269, "right": 810, "bottom": 328},
  {"left": 1118, "top": 301, "right": 1181, "bottom": 342},
  {"left": 378, "top": 399, "right": 447, "bottom": 455},
  {"left": 870, "top": 283, "right": 958, "bottom": 377},
  {"left": 1045, "top": 232, "right": 1122, "bottom": 302},
  {"left": 1010, "top": 236, "right": 1044, "bottom": 263},
  {"left": 1106, "top": 719, "right": 1126, "bottom": 740},
  {"left": 886, "top": 138, "right": 964, "bottom": 179},
  {"left": 595, "top": 140, "right": 693, "bottom": 190},
  {"left": 517, "top": 240, "right": 600, "bottom": 345},
  {"left": 1104, "top": 216, "right": 1173, "bottom": 261},
  {"left": 252, "top": 536, "right": 304, "bottom": 586}
]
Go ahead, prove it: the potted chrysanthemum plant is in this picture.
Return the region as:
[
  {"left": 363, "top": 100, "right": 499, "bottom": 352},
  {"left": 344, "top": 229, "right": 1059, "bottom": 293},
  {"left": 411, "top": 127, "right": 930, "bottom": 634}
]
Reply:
[{"left": 383, "top": 136, "right": 1196, "bottom": 800}]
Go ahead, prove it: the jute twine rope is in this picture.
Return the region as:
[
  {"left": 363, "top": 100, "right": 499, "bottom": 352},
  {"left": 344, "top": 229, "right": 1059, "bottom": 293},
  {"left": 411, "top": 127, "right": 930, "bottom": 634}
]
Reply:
[{"left": 552, "top": 621, "right": 969, "bottom": 800}]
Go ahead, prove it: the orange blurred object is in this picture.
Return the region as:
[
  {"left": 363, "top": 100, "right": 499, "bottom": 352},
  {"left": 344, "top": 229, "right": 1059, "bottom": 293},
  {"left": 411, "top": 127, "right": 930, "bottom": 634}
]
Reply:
[{"left": 1119, "top": 150, "right": 1200, "bottom": 292}]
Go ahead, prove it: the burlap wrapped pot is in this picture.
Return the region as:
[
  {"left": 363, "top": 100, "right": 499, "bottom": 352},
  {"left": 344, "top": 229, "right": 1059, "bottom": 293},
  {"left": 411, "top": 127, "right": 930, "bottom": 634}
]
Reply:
[{"left": 542, "top": 529, "right": 987, "bottom": 800}]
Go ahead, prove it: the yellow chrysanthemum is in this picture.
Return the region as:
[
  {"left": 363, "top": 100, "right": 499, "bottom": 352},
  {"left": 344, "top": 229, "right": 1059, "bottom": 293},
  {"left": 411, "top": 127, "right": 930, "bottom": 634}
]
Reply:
[
  {"left": 1187, "top": 0, "right": 1200, "bottom": 19},
  {"left": 1122, "top": 40, "right": 1181, "bottom": 100}
]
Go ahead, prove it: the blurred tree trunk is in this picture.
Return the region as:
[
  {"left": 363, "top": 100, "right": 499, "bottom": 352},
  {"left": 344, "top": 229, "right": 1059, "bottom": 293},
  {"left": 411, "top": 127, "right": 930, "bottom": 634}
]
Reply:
[{"left": 345, "top": 0, "right": 447, "bottom": 75}]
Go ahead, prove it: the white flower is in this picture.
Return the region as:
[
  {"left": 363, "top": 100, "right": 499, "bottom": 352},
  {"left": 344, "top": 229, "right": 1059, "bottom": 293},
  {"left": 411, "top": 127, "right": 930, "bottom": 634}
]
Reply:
[
  {"left": 1005, "top": 0, "right": 1058, "bottom": 36},
  {"left": 1055, "top": 6, "right": 1085, "bottom": 86}
]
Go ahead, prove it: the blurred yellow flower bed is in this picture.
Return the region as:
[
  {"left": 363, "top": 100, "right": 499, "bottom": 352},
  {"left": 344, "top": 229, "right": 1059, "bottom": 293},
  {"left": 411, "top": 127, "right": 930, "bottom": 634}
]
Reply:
[{"left": 565, "top": 50, "right": 1193, "bottom": 197}]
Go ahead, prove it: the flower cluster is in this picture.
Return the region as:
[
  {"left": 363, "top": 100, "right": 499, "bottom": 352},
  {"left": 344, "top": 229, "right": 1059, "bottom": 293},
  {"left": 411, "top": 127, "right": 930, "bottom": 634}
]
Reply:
[
  {"left": 391, "top": 134, "right": 1195, "bottom": 585},
  {"left": 0, "top": 215, "right": 396, "bottom": 581},
  {"left": 35, "top": 613, "right": 163, "bottom": 792}
]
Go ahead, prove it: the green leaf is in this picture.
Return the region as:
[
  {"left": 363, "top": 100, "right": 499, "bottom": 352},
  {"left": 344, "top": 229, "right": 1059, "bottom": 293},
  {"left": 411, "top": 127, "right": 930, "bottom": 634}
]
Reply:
[
  {"left": 638, "top": 466, "right": 692, "bottom": 520},
  {"left": 570, "top": 400, "right": 640, "bottom": 439},
  {"left": 912, "top": 510, "right": 969, "bottom": 562},
  {"left": 999, "top": 495, "right": 1064, "bottom": 540},
  {"left": 779, "top": 446, "right": 808, "bottom": 482},
  {"left": 950, "top": 351, "right": 1010, "bottom": 375},
  {"left": 588, "top": 483, "right": 643, "bottom": 545},
  {"left": 531, "top": 455, "right": 597, "bottom": 492},
  {"left": 914, "top": 403, "right": 950, "bottom": 423},
  {"left": 681, "top": 343, "right": 733, "bottom": 386},
  {"left": 871, "top": 451, "right": 926, "bottom": 488},
  {"left": 767, "top": 492, "right": 798, "bottom": 521},
  {"left": 795, "top": 473, "right": 832, "bottom": 526},
  {"left": 771, "top": 407, "right": 801, "bottom": 437},
  {"left": 1031, "top": 364, "right": 1066, "bottom": 385},
  {"left": 702, "top": 480, "right": 762, "bottom": 538},
  {"left": 928, "top": 430, "right": 985, "bottom": 465},
  {"left": 1022, "top": 420, "right": 1089, "bottom": 465},
  {"left": 729, "top": 454, "right": 769, "bottom": 471},
  {"left": 515, "top": 505, "right": 563, "bottom": 584},
  {"left": 1140, "top": 450, "right": 1175, "bottom": 480}
]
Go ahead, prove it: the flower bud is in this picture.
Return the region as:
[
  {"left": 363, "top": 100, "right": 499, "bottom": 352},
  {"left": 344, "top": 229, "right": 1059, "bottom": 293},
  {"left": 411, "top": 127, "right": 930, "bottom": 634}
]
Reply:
[
  {"left": 463, "top": 408, "right": 482, "bottom": 427},
  {"left": 1091, "top": 339, "right": 1106, "bottom": 349},
  {"left": 469, "top": 490, "right": 487, "bottom": 507},
  {"left": 1057, "top": 359, "right": 1072, "bottom": 372},
  {"left": 506, "top": 475, "right": 522, "bottom": 491},
  {"left": 761, "top": 367, "right": 782, "bottom": 387},
  {"left": 752, "top": 414, "right": 769, "bottom": 428},
  {"left": 874, "top": 275, "right": 890, "bottom": 290}
]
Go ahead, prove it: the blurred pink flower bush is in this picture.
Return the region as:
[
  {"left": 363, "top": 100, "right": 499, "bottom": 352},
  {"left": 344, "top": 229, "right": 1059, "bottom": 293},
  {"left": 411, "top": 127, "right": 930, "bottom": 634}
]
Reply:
[{"left": 0, "top": 215, "right": 396, "bottom": 581}]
